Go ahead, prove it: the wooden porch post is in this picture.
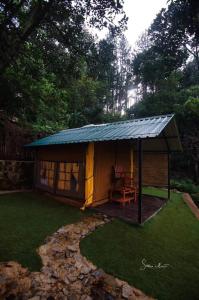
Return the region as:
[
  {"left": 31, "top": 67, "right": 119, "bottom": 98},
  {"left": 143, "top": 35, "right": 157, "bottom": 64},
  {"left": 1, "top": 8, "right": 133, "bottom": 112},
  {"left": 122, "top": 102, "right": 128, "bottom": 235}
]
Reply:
[{"left": 138, "top": 138, "right": 143, "bottom": 224}]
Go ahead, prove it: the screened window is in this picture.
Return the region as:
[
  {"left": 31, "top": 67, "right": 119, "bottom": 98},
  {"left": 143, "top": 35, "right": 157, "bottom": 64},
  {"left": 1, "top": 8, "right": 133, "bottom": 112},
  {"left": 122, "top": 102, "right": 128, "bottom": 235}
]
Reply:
[
  {"left": 57, "top": 162, "right": 80, "bottom": 192},
  {"left": 37, "top": 160, "right": 84, "bottom": 198},
  {"left": 38, "top": 161, "right": 55, "bottom": 188}
]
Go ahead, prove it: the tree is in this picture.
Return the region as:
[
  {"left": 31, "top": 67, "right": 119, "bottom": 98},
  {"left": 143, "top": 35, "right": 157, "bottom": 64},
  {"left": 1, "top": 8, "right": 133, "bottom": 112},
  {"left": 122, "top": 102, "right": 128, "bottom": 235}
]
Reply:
[
  {"left": 114, "top": 34, "right": 133, "bottom": 112},
  {"left": 0, "top": 0, "right": 127, "bottom": 74},
  {"left": 149, "top": 0, "right": 199, "bottom": 69}
]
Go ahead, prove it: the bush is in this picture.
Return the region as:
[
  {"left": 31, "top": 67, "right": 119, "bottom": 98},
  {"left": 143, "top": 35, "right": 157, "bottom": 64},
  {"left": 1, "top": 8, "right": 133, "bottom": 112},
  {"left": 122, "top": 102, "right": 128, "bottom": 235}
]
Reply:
[
  {"left": 171, "top": 179, "right": 199, "bottom": 194},
  {"left": 191, "top": 193, "right": 199, "bottom": 207},
  {"left": 171, "top": 179, "right": 199, "bottom": 207}
]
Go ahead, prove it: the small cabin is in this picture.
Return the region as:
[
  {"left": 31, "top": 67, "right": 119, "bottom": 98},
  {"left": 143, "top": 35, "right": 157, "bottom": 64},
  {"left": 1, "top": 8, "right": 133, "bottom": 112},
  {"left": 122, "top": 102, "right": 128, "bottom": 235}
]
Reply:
[{"left": 27, "top": 114, "right": 182, "bottom": 223}]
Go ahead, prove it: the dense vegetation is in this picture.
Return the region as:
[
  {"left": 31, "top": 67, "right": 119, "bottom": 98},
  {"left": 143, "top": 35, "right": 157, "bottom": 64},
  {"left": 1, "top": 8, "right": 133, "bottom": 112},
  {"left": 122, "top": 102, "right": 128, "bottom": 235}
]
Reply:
[{"left": 0, "top": 0, "right": 198, "bottom": 182}]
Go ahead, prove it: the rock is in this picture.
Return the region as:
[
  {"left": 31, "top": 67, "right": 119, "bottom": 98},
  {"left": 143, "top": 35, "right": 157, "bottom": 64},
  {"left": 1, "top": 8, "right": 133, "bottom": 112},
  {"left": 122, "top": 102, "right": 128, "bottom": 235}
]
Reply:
[
  {"left": 67, "top": 244, "right": 79, "bottom": 252},
  {"left": 92, "top": 268, "right": 106, "bottom": 280},
  {"left": 67, "top": 272, "right": 78, "bottom": 282},
  {"left": 70, "top": 280, "right": 82, "bottom": 293},
  {"left": 68, "top": 293, "right": 79, "bottom": 300},
  {"left": 0, "top": 261, "right": 31, "bottom": 299},
  {"left": 80, "top": 295, "right": 92, "bottom": 300},
  {"left": 122, "top": 284, "right": 135, "bottom": 299},
  {"left": 80, "top": 265, "right": 92, "bottom": 275}
]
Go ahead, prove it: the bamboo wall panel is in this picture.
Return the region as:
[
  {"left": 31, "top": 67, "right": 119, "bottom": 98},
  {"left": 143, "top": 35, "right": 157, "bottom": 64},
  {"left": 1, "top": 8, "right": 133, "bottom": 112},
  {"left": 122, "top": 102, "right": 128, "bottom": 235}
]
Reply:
[{"left": 134, "top": 152, "right": 168, "bottom": 186}]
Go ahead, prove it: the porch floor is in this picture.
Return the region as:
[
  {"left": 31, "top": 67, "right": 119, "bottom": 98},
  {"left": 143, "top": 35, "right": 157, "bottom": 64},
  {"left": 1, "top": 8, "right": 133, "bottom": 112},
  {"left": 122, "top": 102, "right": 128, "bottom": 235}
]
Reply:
[{"left": 92, "top": 195, "right": 167, "bottom": 224}]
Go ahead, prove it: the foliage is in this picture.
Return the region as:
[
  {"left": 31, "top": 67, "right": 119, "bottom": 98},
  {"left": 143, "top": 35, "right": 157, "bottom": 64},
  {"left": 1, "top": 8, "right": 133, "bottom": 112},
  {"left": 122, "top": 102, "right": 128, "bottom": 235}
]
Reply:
[
  {"left": 0, "top": 33, "right": 133, "bottom": 132},
  {"left": 0, "top": 0, "right": 127, "bottom": 73},
  {"left": 81, "top": 190, "right": 199, "bottom": 300},
  {"left": 184, "top": 96, "right": 199, "bottom": 116},
  {"left": 149, "top": 0, "right": 199, "bottom": 70},
  {"left": 171, "top": 178, "right": 199, "bottom": 206},
  {"left": 170, "top": 178, "right": 199, "bottom": 194}
]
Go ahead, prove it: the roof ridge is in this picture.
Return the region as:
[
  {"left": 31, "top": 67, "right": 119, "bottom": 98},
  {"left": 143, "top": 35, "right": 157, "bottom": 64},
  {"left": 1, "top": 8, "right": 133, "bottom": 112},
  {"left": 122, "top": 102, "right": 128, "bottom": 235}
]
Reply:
[{"left": 60, "top": 114, "right": 174, "bottom": 132}]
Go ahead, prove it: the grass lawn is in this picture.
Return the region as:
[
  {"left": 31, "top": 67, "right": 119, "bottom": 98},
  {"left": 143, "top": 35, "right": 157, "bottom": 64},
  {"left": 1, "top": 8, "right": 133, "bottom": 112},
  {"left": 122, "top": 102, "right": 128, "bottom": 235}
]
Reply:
[
  {"left": 0, "top": 192, "right": 88, "bottom": 271},
  {"left": 81, "top": 188, "right": 199, "bottom": 300}
]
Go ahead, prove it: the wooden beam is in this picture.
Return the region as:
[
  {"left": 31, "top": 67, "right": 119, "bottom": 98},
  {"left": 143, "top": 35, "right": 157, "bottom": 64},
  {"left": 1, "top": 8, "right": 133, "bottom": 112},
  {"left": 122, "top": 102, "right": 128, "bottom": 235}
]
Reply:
[
  {"left": 141, "top": 135, "right": 178, "bottom": 140},
  {"left": 138, "top": 139, "right": 143, "bottom": 224},
  {"left": 168, "top": 152, "right": 171, "bottom": 200},
  {"left": 163, "top": 134, "right": 171, "bottom": 200}
]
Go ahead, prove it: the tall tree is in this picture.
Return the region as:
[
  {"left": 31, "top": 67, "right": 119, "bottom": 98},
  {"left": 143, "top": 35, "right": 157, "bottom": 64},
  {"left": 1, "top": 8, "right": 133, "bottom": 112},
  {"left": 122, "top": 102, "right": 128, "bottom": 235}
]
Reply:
[
  {"left": 149, "top": 0, "right": 199, "bottom": 69},
  {"left": 0, "top": 0, "right": 127, "bottom": 74}
]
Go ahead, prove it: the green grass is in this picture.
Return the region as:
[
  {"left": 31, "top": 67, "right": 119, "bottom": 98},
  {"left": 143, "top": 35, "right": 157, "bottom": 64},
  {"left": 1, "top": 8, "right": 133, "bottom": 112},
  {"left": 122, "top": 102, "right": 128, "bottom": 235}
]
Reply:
[
  {"left": 0, "top": 192, "right": 88, "bottom": 271},
  {"left": 81, "top": 188, "right": 199, "bottom": 300}
]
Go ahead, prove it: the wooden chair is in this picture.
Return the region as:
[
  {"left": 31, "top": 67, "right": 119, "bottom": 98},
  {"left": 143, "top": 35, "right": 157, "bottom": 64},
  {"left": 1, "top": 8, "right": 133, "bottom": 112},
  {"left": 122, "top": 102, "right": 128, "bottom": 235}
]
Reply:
[{"left": 109, "top": 167, "right": 137, "bottom": 206}]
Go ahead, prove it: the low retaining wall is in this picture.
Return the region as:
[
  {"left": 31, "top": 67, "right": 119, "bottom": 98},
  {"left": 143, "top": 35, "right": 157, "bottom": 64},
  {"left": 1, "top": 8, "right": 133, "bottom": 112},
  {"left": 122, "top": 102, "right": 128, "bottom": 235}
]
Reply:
[
  {"left": 0, "top": 215, "right": 154, "bottom": 300},
  {"left": 183, "top": 193, "right": 199, "bottom": 220},
  {"left": 0, "top": 160, "right": 34, "bottom": 190}
]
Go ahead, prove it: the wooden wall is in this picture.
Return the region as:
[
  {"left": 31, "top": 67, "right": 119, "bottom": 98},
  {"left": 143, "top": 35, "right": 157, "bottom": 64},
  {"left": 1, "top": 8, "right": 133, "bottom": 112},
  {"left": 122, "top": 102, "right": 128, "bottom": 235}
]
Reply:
[
  {"left": 36, "top": 144, "right": 86, "bottom": 162},
  {"left": 93, "top": 141, "right": 131, "bottom": 204}
]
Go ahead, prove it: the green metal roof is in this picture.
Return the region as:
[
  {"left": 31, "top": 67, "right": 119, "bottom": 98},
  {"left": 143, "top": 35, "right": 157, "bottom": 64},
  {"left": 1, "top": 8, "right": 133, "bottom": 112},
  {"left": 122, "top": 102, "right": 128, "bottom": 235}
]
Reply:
[{"left": 27, "top": 114, "right": 181, "bottom": 149}]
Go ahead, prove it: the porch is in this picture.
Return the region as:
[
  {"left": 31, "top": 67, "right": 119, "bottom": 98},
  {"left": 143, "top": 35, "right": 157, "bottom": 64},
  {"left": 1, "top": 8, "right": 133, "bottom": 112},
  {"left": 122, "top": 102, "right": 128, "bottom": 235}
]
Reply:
[{"left": 92, "top": 194, "right": 167, "bottom": 224}]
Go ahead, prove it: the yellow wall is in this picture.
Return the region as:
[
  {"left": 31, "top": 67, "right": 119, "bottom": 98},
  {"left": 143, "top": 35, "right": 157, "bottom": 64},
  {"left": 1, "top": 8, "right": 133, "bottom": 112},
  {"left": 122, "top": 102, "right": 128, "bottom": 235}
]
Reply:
[{"left": 82, "top": 142, "right": 94, "bottom": 208}]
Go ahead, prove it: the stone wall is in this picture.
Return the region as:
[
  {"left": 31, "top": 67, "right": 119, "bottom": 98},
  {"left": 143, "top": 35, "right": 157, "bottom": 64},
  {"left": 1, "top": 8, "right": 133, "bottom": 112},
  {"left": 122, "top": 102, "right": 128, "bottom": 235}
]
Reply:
[{"left": 0, "top": 160, "right": 34, "bottom": 190}]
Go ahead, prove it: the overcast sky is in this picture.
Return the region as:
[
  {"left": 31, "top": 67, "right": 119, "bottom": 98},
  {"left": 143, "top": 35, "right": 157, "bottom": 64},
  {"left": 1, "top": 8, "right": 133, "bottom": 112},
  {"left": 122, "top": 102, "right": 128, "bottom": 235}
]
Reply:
[{"left": 123, "top": 0, "right": 167, "bottom": 47}]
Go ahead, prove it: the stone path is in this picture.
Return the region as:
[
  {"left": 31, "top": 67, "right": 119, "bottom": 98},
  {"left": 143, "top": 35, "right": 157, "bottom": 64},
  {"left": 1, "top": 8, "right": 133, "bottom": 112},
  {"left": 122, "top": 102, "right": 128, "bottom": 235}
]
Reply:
[{"left": 0, "top": 215, "right": 155, "bottom": 300}]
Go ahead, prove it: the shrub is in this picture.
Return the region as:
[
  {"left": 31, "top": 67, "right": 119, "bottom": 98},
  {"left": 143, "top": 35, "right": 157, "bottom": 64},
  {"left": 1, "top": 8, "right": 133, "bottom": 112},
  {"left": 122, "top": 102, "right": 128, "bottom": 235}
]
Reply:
[
  {"left": 171, "top": 179, "right": 199, "bottom": 207},
  {"left": 191, "top": 193, "right": 199, "bottom": 207},
  {"left": 171, "top": 179, "right": 199, "bottom": 194}
]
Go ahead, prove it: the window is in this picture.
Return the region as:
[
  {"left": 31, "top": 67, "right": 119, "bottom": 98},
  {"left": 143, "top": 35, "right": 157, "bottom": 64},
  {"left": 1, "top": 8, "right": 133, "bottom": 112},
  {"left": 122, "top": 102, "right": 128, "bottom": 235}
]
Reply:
[
  {"left": 37, "top": 160, "right": 84, "bottom": 198},
  {"left": 57, "top": 162, "right": 80, "bottom": 192},
  {"left": 38, "top": 161, "right": 55, "bottom": 188}
]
